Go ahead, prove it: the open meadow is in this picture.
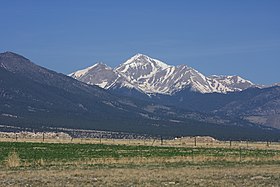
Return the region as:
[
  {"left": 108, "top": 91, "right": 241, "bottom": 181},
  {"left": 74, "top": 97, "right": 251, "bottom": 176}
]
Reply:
[{"left": 0, "top": 137, "right": 280, "bottom": 186}]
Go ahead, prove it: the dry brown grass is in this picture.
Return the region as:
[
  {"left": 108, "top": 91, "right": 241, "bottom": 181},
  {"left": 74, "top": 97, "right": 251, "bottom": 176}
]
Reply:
[
  {"left": 5, "top": 150, "right": 21, "bottom": 168},
  {"left": 0, "top": 165, "right": 279, "bottom": 186},
  {"left": 15, "top": 154, "right": 276, "bottom": 169},
  {"left": 68, "top": 155, "right": 280, "bottom": 166}
]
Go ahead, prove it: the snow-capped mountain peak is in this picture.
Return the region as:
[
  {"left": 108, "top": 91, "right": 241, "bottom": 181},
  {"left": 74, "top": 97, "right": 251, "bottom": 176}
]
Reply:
[
  {"left": 209, "top": 75, "right": 255, "bottom": 91},
  {"left": 70, "top": 54, "right": 256, "bottom": 95},
  {"left": 69, "top": 62, "right": 117, "bottom": 89},
  {"left": 121, "top": 53, "right": 170, "bottom": 69},
  {"left": 69, "top": 63, "right": 102, "bottom": 79},
  {"left": 115, "top": 54, "right": 171, "bottom": 85}
]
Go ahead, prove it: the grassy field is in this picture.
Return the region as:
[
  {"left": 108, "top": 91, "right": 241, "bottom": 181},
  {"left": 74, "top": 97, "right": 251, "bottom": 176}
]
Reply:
[{"left": 0, "top": 140, "right": 280, "bottom": 186}]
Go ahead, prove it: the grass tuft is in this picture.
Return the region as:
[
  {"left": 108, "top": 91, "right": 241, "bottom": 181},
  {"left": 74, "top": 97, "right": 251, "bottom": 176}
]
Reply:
[{"left": 5, "top": 150, "right": 21, "bottom": 168}]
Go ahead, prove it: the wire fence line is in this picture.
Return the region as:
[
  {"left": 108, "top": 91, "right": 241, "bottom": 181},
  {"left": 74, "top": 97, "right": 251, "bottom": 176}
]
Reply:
[{"left": 0, "top": 131, "right": 280, "bottom": 152}]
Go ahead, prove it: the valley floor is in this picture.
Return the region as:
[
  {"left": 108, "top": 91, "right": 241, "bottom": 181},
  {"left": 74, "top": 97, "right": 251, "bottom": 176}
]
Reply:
[{"left": 0, "top": 139, "right": 280, "bottom": 186}]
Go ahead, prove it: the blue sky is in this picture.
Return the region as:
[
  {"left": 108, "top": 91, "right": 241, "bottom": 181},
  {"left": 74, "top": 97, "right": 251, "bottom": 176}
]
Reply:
[{"left": 0, "top": 0, "right": 279, "bottom": 84}]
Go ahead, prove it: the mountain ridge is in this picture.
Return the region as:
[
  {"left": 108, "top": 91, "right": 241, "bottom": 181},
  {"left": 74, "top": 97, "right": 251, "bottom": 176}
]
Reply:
[{"left": 70, "top": 54, "right": 256, "bottom": 95}]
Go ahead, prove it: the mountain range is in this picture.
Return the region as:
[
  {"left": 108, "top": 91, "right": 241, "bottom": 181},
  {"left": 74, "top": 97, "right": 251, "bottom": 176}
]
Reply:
[
  {"left": 0, "top": 51, "right": 280, "bottom": 140},
  {"left": 70, "top": 54, "right": 280, "bottom": 130},
  {"left": 70, "top": 54, "right": 257, "bottom": 95}
]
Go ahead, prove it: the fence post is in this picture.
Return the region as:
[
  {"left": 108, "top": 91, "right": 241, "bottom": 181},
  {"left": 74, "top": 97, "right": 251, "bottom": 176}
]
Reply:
[
  {"left": 239, "top": 148, "right": 242, "bottom": 162},
  {"left": 43, "top": 132, "right": 45, "bottom": 142},
  {"left": 161, "top": 136, "right": 163, "bottom": 145},
  {"left": 192, "top": 149, "right": 194, "bottom": 162},
  {"left": 194, "top": 136, "right": 197, "bottom": 147},
  {"left": 152, "top": 139, "right": 156, "bottom": 146}
]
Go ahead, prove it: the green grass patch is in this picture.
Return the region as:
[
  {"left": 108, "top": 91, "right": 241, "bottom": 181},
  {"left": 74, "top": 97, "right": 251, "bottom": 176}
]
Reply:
[{"left": 0, "top": 142, "right": 280, "bottom": 168}]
